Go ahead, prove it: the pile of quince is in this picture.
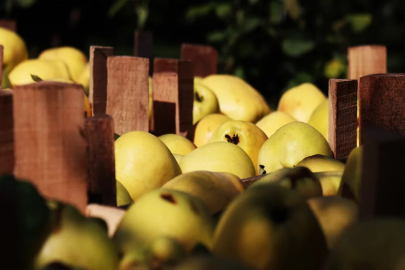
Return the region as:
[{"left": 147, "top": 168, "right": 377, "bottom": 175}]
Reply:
[
  {"left": 2, "top": 27, "right": 404, "bottom": 270},
  {"left": 0, "top": 27, "right": 91, "bottom": 117}
]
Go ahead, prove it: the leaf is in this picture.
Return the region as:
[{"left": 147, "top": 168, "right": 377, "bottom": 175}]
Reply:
[
  {"left": 185, "top": 3, "right": 215, "bottom": 22},
  {"left": 295, "top": 72, "right": 313, "bottom": 83},
  {"left": 17, "top": 0, "right": 35, "bottom": 8},
  {"left": 5, "top": 0, "right": 13, "bottom": 15},
  {"left": 236, "top": 9, "right": 245, "bottom": 24},
  {"left": 114, "top": 133, "right": 121, "bottom": 141},
  {"left": 2, "top": 66, "right": 12, "bottom": 88},
  {"left": 347, "top": 14, "right": 372, "bottom": 33},
  {"left": 324, "top": 59, "right": 344, "bottom": 79},
  {"left": 31, "top": 74, "right": 43, "bottom": 82},
  {"left": 0, "top": 175, "right": 52, "bottom": 269},
  {"left": 238, "top": 41, "right": 255, "bottom": 58},
  {"left": 207, "top": 31, "right": 226, "bottom": 43},
  {"left": 241, "top": 17, "right": 262, "bottom": 33},
  {"left": 136, "top": 5, "right": 149, "bottom": 29},
  {"left": 332, "top": 18, "right": 347, "bottom": 32},
  {"left": 285, "top": 72, "right": 314, "bottom": 90},
  {"left": 215, "top": 3, "right": 232, "bottom": 19},
  {"left": 285, "top": 0, "right": 301, "bottom": 20},
  {"left": 282, "top": 38, "right": 315, "bottom": 57},
  {"left": 269, "top": 1, "right": 285, "bottom": 24},
  {"left": 108, "top": 0, "right": 130, "bottom": 18},
  {"left": 234, "top": 66, "right": 245, "bottom": 79}
]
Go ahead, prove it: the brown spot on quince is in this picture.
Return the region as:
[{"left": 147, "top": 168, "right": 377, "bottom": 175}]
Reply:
[
  {"left": 160, "top": 193, "right": 177, "bottom": 204},
  {"left": 225, "top": 134, "right": 239, "bottom": 145}
]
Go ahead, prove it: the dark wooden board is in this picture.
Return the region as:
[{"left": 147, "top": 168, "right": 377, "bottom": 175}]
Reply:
[
  {"left": 134, "top": 31, "right": 153, "bottom": 75},
  {"left": 359, "top": 127, "right": 405, "bottom": 220},
  {"left": 0, "top": 89, "right": 14, "bottom": 175},
  {"left": 85, "top": 115, "right": 116, "bottom": 206},
  {"left": 359, "top": 73, "right": 405, "bottom": 144},
  {"left": 89, "top": 46, "right": 114, "bottom": 116},
  {"left": 181, "top": 43, "right": 218, "bottom": 77},
  {"left": 328, "top": 79, "right": 358, "bottom": 160}
]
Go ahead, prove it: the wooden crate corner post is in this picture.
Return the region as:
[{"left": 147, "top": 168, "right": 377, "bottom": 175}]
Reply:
[
  {"left": 134, "top": 31, "right": 153, "bottom": 75},
  {"left": 347, "top": 45, "right": 387, "bottom": 147},
  {"left": 106, "top": 56, "right": 150, "bottom": 135},
  {"left": 13, "top": 81, "right": 88, "bottom": 213},
  {"left": 356, "top": 72, "right": 405, "bottom": 219},
  {"left": 152, "top": 58, "right": 194, "bottom": 137},
  {"left": 180, "top": 43, "right": 218, "bottom": 78},
  {"left": 347, "top": 45, "right": 387, "bottom": 81},
  {"left": 359, "top": 74, "right": 405, "bottom": 145}
]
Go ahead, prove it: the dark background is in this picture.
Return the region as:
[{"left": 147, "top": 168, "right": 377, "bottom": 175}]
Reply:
[{"left": 2, "top": 0, "right": 405, "bottom": 109}]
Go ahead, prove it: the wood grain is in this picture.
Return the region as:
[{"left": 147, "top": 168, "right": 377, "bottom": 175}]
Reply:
[
  {"left": 328, "top": 79, "right": 358, "bottom": 160},
  {"left": 0, "top": 89, "right": 14, "bottom": 175},
  {"left": 359, "top": 74, "right": 405, "bottom": 144},
  {"left": 85, "top": 115, "right": 116, "bottom": 206},
  {"left": 181, "top": 43, "right": 218, "bottom": 77},
  {"left": 106, "top": 56, "right": 149, "bottom": 135},
  {"left": 0, "top": 20, "right": 16, "bottom": 32},
  {"left": 152, "top": 58, "right": 193, "bottom": 137},
  {"left": 89, "top": 46, "right": 114, "bottom": 116},
  {"left": 13, "top": 81, "right": 88, "bottom": 213},
  {"left": 154, "top": 58, "right": 179, "bottom": 73},
  {"left": 151, "top": 72, "right": 177, "bottom": 135},
  {"left": 359, "top": 127, "right": 405, "bottom": 220},
  {"left": 348, "top": 45, "right": 387, "bottom": 81},
  {"left": 134, "top": 31, "right": 153, "bottom": 75}
]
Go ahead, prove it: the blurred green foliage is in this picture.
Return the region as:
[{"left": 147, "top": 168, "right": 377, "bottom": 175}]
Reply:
[
  {"left": 2, "top": 0, "right": 405, "bottom": 108},
  {"left": 181, "top": 0, "right": 373, "bottom": 108}
]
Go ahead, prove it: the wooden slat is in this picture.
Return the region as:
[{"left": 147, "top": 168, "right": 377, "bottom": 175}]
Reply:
[
  {"left": 328, "top": 79, "right": 358, "bottom": 160},
  {"left": 347, "top": 45, "right": 387, "bottom": 81},
  {"left": 0, "top": 20, "right": 16, "bottom": 32},
  {"left": 359, "top": 127, "right": 405, "bottom": 220},
  {"left": 359, "top": 74, "right": 405, "bottom": 145},
  {"left": 152, "top": 58, "right": 193, "bottom": 137},
  {"left": 13, "top": 81, "right": 88, "bottom": 213},
  {"left": 85, "top": 115, "right": 116, "bottom": 206},
  {"left": 134, "top": 31, "right": 153, "bottom": 75},
  {"left": 347, "top": 45, "right": 387, "bottom": 147},
  {"left": 89, "top": 46, "right": 114, "bottom": 116},
  {"left": 154, "top": 58, "right": 178, "bottom": 73},
  {"left": 0, "top": 89, "right": 14, "bottom": 175},
  {"left": 106, "top": 56, "right": 149, "bottom": 135},
  {"left": 151, "top": 72, "right": 178, "bottom": 135},
  {"left": 181, "top": 43, "right": 218, "bottom": 77}
]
